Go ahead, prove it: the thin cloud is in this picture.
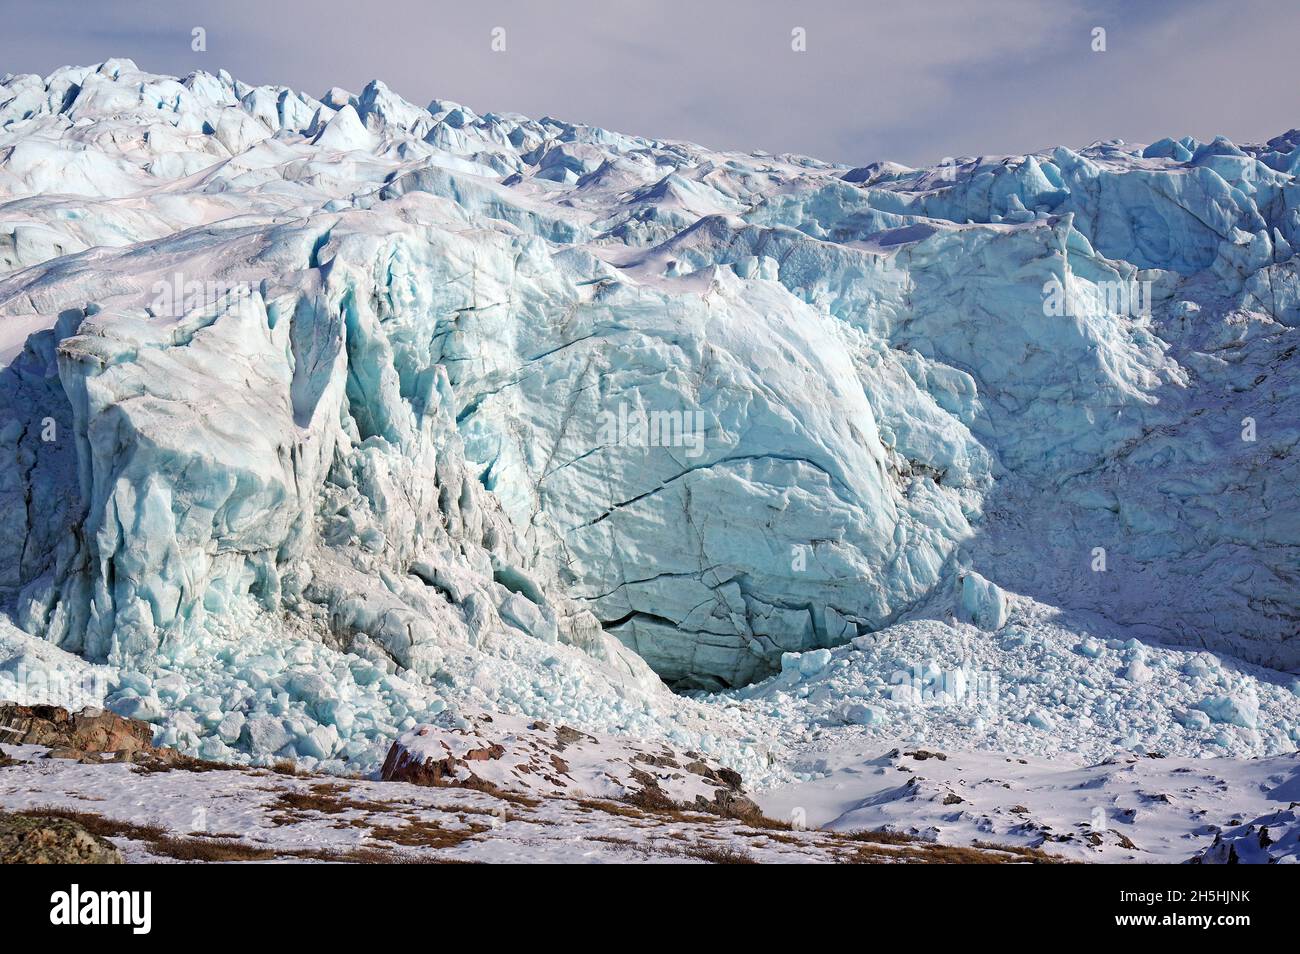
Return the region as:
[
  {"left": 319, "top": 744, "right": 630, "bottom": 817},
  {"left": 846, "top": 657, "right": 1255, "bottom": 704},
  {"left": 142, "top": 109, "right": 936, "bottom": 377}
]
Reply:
[{"left": 0, "top": 0, "right": 1291, "bottom": 166}]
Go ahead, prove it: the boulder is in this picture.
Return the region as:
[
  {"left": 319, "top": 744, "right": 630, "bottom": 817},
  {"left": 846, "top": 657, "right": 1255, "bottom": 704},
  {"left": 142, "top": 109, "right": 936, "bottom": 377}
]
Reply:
[
  {"left": 0, "top": 703, "right": 166, "bottom": 761},
  {"left": 0, "top": 812, "right": 123, "bottom": 864}
]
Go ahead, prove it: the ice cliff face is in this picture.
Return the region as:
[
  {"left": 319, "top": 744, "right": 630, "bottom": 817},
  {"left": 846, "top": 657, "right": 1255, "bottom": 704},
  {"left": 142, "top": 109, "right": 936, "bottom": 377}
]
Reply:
[{"left": 0, "top": 61, "right": 1296, "bottom": 770}]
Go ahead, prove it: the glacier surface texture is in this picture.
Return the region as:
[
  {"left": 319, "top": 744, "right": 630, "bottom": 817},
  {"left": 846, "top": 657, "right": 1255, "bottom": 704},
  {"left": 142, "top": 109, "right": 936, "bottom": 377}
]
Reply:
[{"left": 0, "top": 60, "right": 1297, "bottom": 778}]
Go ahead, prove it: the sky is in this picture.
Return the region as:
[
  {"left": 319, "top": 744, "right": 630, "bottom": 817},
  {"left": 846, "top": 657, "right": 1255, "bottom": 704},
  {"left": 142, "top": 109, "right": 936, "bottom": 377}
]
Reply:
[{"left": 0, "top": 0, "right": 1294, "bottom": 167}]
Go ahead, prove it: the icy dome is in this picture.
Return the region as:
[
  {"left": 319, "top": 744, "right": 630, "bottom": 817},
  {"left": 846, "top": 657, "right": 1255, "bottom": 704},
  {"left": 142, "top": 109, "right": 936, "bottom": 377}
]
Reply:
[{"left": 0, "top": 59, "right": 1297, "bottom": 776}]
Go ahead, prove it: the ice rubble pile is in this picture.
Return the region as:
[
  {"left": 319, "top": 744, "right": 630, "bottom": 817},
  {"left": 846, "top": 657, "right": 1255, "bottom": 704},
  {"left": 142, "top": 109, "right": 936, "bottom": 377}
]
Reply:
[
  {"left": 730, "top": 594, "right": 1300, "bottom": 765},
  {"left": 0, "top": 60, "right": 1297, "bottom": 773}
]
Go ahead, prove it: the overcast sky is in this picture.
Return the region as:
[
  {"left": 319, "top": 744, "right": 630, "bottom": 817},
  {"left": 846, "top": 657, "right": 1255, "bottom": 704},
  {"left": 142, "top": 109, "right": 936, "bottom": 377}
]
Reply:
[{"left": 0, "top": 0, "right": 1294, "bottom": 167}]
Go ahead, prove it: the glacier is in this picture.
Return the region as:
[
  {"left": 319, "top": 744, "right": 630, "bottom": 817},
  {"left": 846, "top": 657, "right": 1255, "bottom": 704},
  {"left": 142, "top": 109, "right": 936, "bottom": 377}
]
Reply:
[{"left": 0, "top": 59, "right": 1297, "bottom": 783}]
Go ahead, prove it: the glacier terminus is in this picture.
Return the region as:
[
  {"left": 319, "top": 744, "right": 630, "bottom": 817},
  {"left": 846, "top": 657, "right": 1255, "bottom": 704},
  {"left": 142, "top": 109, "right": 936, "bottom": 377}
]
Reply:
[{"left": 0, "top": 57, "right": 1297, "bottom": 864}]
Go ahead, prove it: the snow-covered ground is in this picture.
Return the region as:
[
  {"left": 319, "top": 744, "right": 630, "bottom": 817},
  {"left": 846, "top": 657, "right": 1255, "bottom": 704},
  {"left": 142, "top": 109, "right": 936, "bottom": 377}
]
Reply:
[
  {"left": 0, "top": 60, "right": 1298, "bottom": 860},
  {"left": 4, "top": 711, "right": 1293, "bottom": 863},
  {"left": 757, "top": 744, "right": 1300, "bottom": 863},
  {"left": 0, "top": 739, "right": 1067, "bottom": 864}
]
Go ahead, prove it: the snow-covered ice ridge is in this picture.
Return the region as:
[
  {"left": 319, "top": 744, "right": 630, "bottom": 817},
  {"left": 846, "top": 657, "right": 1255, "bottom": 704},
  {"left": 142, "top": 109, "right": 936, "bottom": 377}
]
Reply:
[{"left": 0, "top": 60, "right": 1297, "bottom": 785}]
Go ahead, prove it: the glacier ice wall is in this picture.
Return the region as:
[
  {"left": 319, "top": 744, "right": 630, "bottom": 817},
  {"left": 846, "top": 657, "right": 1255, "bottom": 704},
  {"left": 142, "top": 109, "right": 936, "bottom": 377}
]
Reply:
[{"left": 0, "top": 59, "right": 1297, "bottom": 715}]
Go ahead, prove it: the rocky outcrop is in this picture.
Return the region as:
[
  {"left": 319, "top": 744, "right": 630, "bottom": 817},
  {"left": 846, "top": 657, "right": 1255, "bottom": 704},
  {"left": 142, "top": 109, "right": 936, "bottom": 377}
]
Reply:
[
  {"left": 381, "top": 710, "right": 760, "bottom": 818},
  {"left": 0, "top": 812, "right": 122, "bottom": 863},
  {"left": 381, "top": 735, "right": 507, "bottom": 791},
  {"left": 0, "top": 703, "right": 179, "bottom": 764},
  {"left": 1190, "top": 808, "right": 1300, "bottom": 864}
]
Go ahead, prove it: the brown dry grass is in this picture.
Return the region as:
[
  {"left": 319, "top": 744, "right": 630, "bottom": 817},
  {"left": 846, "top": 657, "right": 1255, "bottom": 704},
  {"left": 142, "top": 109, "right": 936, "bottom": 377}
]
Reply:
[
  {"left": 684, "top": 843, "right": 759, "bottom": 864},
  {"left": 19, "top": 807, "right": 277, "bottom": 862},
  {"left": 841, "top": 828, "right": 917, "bottom": 846},
  {"left": 17, "top": 806, "right": 472, "bottom": 864},
  {"left": 363, "top": 816, "right": 489, "bottom": 850},
  {"left": 270, "top": 783, "right": 416, "bottom": 818},
  {"left": 130, "top": 754, "right": 236, "bottom": 775},
  {"left": 576, "top": 798, "right": 652, "bottom": 819},
  {"left": 835, "top": 835, "right": 1069, "bottom": 864},
  {"left": 16, "top": 750, "right": 1073, "bottom": 866}
]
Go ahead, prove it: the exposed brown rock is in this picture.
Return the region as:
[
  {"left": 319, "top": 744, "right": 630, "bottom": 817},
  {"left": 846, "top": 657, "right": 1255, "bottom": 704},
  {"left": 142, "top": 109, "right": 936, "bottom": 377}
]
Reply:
[
  {"left": 552, "top": 725, "right": 594, "bottom": 750},
  {"left": 633, "top": 752, "right": 680, "bottom": 769},
  {"left": 379, "top": 734, "right": 506, "bottom": 791},
  {"left": 0, "top": 812, "right": 123, "bottom": 864},
  {"left": 696, "top": 787, "right": 764, "bottom": 822},
  {"left": 0, "top": 703, "right": 182, "bottom": 765},
  {"left": 904, "top": 749, "right": 948, "bottom": 762},
  {"left": 716, "top": 767, "right": 744, "bottom": 791},
  {"left": 381, "top": 712, "right": 761, "bottom": 825}
]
